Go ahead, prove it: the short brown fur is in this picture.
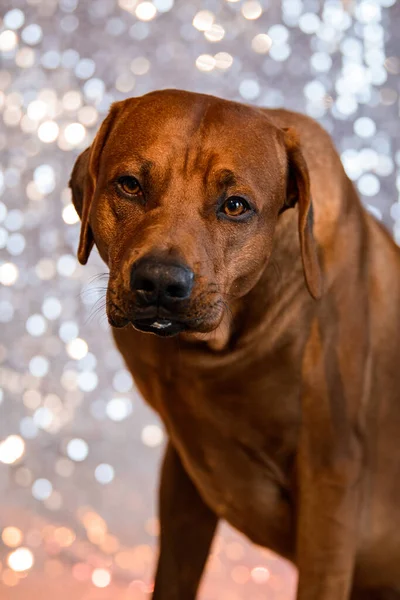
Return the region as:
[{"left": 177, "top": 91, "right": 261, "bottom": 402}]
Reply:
[{"left": 70, "top": 89, "right": 400, "bottom": 599}]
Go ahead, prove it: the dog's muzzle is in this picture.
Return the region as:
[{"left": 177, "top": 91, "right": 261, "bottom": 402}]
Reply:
[{"left": 128, "top": 255, "right": 195, "bottom": 336}]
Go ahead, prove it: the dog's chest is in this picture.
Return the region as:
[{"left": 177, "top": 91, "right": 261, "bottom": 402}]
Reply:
[
  {"left": 113, "top": 328, "right": 300, "bottom": 555},
  {"left": 154, "top": 366, "right": 298, "bottom": 556}
]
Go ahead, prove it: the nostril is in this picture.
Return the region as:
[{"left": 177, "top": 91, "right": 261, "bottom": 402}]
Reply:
[
  {"left": 166, "top": 283, "right": 187, "bottom": 299},
  {"left": 136, "top": 277, "right": 156, "bottom": 294},
  {"left": 130, "top": 258, "right": 194, "bottom": 304}
]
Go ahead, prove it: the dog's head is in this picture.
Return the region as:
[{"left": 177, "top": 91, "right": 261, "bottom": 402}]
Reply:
[{"left": 70, "top": 90, "right": 321, "bottom": 340}]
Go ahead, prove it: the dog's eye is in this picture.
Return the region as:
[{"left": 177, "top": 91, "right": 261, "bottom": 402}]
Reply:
[
  {"left": 117, "top": 176, "right": 142, "bottom": 196},
  {"left": 221, "top": 197, "right": 250, "bottom": 217}
]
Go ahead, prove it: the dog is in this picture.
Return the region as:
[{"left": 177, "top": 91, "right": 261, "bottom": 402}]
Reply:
[{"left": 69, "top": 89, "right": 400, "bottom": 599}]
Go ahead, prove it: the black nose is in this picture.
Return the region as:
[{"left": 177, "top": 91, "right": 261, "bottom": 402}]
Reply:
[{"left": 130, "top": 257, "right": 194, "bottom": 306}]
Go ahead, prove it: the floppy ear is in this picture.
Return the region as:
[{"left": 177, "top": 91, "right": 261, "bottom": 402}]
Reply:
[
  {"left": 69, "top": 102, "right": 122, "bottom": 264},
  {"left": 281, "top": 127, "right": 322, "bottom": 300}
]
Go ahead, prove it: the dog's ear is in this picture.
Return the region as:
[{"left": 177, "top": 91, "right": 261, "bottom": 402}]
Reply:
[
  {"left": 282, "top": 127, "right": 322, "bottom": 300},
  {"left": 69, "top": 102, "right": 122, "bottom": 264}
]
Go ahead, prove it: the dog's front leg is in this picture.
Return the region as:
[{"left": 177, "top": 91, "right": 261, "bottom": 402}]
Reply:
[
  {"left": 152, "top": 443, "right": 218, "bottom": 600},
  {"left": 295, "top": 323, "right": 364, "bottom": 600},
  {"left": 295, "top": 449, "right": 361, "bottom": 600}
]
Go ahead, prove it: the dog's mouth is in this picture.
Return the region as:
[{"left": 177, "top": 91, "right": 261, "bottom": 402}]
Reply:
[
  {"left": 107, "top": 293, "right": 225, "bottom": 337},
  {"left": 107, "top": 304, "right": 203, "bottom": 337},
  {"left": 132, "top": 317, "right": 187, "bottom": 337}
]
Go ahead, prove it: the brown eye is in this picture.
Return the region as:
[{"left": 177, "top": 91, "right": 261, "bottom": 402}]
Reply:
[
  {"left": 118, "top": 176, "right": 142, "bottom": 196},
  {"left": 221, "top": 197, "right": 249, "bottom": 217}
]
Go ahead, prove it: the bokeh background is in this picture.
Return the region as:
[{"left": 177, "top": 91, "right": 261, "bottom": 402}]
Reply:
[{"left": 0, "top": 0, "right": 399, "bottom": 598}]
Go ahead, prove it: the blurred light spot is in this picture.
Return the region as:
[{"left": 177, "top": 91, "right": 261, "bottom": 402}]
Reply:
[
  {"left": 32, "top": 478, "right": 53, "bottom": 501},
  {"left": 358, "top": 173, "right": 380, "bottom": 196},
  {"left": 95, "top": 463, "right": 115, "bottom": 484},
  {"left": 0, "top": 262, "right": 18, "bottom": 285},
  {"left": 239, "top": 79, "right": 260, "bottom": 100},
  {"left": 141, "top": 424, "right": 164, "bottom": 447},
  {"left": 115, "top": 73, "right": 135, "bottom": 92},
  {"left": 196, "top": 54, "right": 215, "bottom": 71},
  {"left": 16, "top": 47, "right": 35, "bottom": 68},
  {"left": 33, "top": 407, "right": 54, "bottom": 430},
  {"left": 41, "top": 50, "right": 61, "bottom": 69},
  {"left": 27, "top": 99, "right": 47, "bottom": 121},
  {"left": 29, "top": 355, "right": 49, "bottom": 377},
  {"left": 83, "top": 78, "right": 105, "bottom": 100},
  {"left": 26, "top": 314, "right": 47, "bottom": 337},
  {"left": 64, "top": 123, "right": 86, "bottom": 145},
  {"left": 61, "top": 48, "right": 80, "bottom": 68},
  {"left": 78, "top": 105, "right": 98, "bottom": 126},
  {"left": 205, "top": 23, "right": 225, "bottom": 42},
  {"left": 130, "top": 57, "right": 150, "bottom": 75},
  {"left": 241, "top": 1, "right": 262, "bottom": 20},
  {"left": 67, "top": 338, "right": 88, "bottom": 360},
  {"left": 54, "top": 527, "right": 75, "bottom": 547},
  {"left": 4, "top": 9, "right": 25, "bottom": 30},
  {"left": 38, "top": 121, "right": 59, "bottom": 143},
  {"left": 193, "top": 10, "right": 214, "bottom": 32},
  {"left": 4, "top": 208, "right": 23, "bottom": 231},
  {"left": 269, "top": 44, "right": 291, "bottom": 62},
  {"left": 268, "top": 24, "right": 289, "bottom": 44},
  {"left": 6, "top": 233, "right": 25, "bottom": 256},
  {"left": 34, "top": 164, "right": 55, "bottom": 194},
  {"left": 335, "top": 95, "right": 358, "bottom": 116},
  {"left": 214, "top": 52, "right": 233, "bottom": 69},
  {"left": 67, "top": 438, "right": 89, "bottom": 462},
  {"left": 106, "top": 397, "right": 133, "bottom": 421},
  {"left": 42, "top": 297, "right": 62, "bottom": 320},
  {"left": 376, "top": 155, "right": 394, "bottom": 176},
  {"left": 92, "top": 568, "right": 111, "bottom": 588},
  {"left": 251, "top": 34, "right": 272, "bottom": 54},
  {"left": 136, "top": 2, "right": 157, "bottom": 21},
  {"left": 62, "top": 203, "right": 80, "bottom": 225},
  {"left": 299, "top": 12, "right": 321, "bottom": 34},
  {"left": 0, "top": 435, "right": 25, "bottom": 464},
  {"left": 354, "top": 117, "right": 376, "bottom": 138},
  {"left": 113, "top": 369, "right": 133, "bottom": 392},
  {"left": 62, "top": 90, "right": 82, "bottom": 111},
  {"left": 77, "top": 371, "right": 98, "bottom": 392},
  {"left": 7, "top": 548, "right": 34, "bottom": 572},
  {"left": 311, "top": 52, "right": 332, "bottom": 72},
  {"left": 304, "top": 81, "right": 326, "bottom": 101},
  {"left": 355, "top": 1, "right": 381, "bottom": 24},
  {"left": 20, "top": 417, "right": 39, "bottom": 440},
  {"left": 0, "top": 31, "right": 18, "bottom": 52},
  {"left": 57, "top": 254, "right": 77, "bottom": 276},
  {"left": 75, "top": 58, "right": 95, "bottom": 79},
  {"left": 59, "top": 321, "right": 79, "bottom": 343},
  {"left": 21, "top": 24, "right": 42, "bottom": 45},
  {"left": 251, "top": 566, "right": 270, "bottom": 583},
  {"left": 2, "top": 527, "right": 23, "bottom": 548}
]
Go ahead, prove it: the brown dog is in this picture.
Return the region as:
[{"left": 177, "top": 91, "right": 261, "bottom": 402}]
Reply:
[{"left": 69, "top": 89, "right": 400, "bottom": 600}]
